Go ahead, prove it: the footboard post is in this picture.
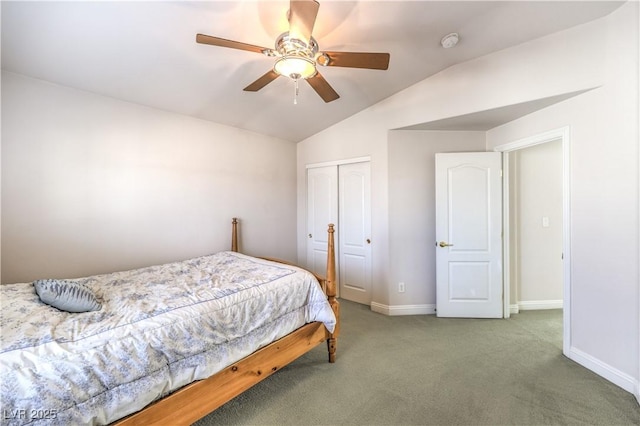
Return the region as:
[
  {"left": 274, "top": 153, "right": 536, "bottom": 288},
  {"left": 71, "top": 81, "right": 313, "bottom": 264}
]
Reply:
[{"left": 326, "top": 223, "right": 339, "bottom": 363}]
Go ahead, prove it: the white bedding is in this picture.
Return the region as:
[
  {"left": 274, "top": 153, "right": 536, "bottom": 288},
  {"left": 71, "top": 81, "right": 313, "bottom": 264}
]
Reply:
[{"left": 0, "top": 251, "right": 336, "bottom": 425}]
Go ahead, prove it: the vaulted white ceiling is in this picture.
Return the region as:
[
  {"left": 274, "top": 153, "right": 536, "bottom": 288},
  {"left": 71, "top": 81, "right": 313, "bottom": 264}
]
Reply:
[{"left": 1, "top": 1, "right": 623, "bottom": 142}]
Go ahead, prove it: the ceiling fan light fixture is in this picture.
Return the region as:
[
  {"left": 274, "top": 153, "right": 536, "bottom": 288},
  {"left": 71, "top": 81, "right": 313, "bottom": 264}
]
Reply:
[{"left": 274, "top": 55, "right": 317, "bottom": 79}]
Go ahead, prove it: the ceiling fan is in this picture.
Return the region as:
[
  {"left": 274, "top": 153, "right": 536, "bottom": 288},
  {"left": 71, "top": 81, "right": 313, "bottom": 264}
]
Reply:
[{"left": 196, "top": 0, "right": 390, "bottom": 103}]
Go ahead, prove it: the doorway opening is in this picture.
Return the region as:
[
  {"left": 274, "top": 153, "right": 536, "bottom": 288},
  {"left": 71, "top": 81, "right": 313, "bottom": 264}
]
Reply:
[
  {"left": 508, "top": 140, "right": 563, "bottom": 313},
  {"left": 495, "top": 126, "right": 571, "bottom": 356}
]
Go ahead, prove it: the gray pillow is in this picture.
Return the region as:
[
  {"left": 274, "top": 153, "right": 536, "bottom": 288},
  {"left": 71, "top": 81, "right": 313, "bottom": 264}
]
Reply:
[{"left": 34, "top": 279, "right": 102, "bottom": 313}]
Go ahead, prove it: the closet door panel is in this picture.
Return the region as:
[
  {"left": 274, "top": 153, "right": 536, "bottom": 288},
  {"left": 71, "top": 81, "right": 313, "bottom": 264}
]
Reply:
[
  {"left": 306, "top": 166, "right": 338, "bottom": 278},
  {"left": 338, "top": 162, "right": 371, "bottom": 304}
]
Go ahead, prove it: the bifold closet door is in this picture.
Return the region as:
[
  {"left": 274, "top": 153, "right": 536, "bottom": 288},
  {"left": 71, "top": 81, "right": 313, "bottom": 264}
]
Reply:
[{"left": 306, "top": 162, "right": 371, "bottom": 305}]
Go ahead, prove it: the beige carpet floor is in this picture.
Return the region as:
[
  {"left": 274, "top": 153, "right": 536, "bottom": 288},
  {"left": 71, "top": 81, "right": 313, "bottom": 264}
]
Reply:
[{"left": 194, "top": 300, "right": 640, "bottom": 425}]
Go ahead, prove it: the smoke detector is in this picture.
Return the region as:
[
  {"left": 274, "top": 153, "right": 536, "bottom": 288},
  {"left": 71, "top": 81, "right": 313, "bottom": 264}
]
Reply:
[{"left": 440, "top": 33, "right": 459, "bottom": 49}]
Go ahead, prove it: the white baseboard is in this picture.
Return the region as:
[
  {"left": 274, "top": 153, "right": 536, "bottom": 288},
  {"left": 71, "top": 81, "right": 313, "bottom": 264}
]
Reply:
[
  {"left": 518, "top": 299, "right": 563, "bottom": 311},
  {"left": 373, "top": 301, "right": 561, "bottom": 316},
  {"left": 370, "top": 302, "right": 435, "bottom": 316},
  {"left": 567, "top": 346, "right": 638, "bottom": 395}
]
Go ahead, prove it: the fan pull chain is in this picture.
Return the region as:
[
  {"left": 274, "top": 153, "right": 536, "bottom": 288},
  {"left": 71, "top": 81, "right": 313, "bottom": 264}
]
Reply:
[{"left": 294, "top": 78, "right": 299, "bottom": 105}]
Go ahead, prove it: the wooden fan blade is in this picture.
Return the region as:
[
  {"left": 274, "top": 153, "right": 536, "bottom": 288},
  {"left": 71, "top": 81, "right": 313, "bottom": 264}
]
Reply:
[
  {"left": 289, "top": 0, "right": 320, "bottom": 44},
  {"left": 306, "top": 72, "right": 339, "bottom": 103},
  {"left": 196, "top": 34, "right": 269, "bottom": 54},
  {"left": 321, "top": 51, "right": 390, "bottom": 70},
  {"left": 244, "top": 70, "right": 280, "bottom": 92}
]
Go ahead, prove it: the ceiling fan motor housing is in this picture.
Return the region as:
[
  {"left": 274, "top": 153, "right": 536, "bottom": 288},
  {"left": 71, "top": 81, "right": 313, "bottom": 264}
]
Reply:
[{"left": 275, "top": 33, "right": 318, "bottom": 58}]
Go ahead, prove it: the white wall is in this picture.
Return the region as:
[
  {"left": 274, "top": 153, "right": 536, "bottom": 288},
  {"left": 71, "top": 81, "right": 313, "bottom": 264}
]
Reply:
[
  {"left": 1, "top": 72, "right": 297, "bottom": 284},
  {"left": 513, "top": 140, "right": 563, "bottom": 308},
  {"left": 487, "top": 2, "right": 639, "bottom": 394},
  {"left": 297, "top": 8, "right": 607, "bottom": 307},
  {"left": 298, "top": 2, "right": 638, "bottom": 397}
]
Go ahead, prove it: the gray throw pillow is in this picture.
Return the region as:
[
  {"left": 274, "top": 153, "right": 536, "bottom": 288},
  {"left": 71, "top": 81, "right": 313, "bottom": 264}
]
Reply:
[{"left": 34, "top": 279, "right": 102, "bottom": 313}]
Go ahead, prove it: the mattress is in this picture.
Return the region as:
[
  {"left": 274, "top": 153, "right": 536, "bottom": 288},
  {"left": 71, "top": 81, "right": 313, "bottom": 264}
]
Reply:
[{"left": 0, "top": 251, "right": 336, "bottom": 425}]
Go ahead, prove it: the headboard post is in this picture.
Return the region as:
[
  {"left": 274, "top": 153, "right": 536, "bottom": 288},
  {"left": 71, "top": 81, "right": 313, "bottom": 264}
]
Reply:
[{"left": 231, "top": 218, "right": 238, "bottom": 252}]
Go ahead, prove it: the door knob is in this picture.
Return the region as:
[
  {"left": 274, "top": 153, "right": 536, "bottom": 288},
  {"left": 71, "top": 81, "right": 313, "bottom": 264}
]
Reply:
[
  {"left": 308, "top": 234, "right": 312, "bottom": 238},
  {"left": 438, "top": 241, "right": 454, "bottom": 248},
  {"left": 366, "top": 238, "right": 371, "bottom": 244}
]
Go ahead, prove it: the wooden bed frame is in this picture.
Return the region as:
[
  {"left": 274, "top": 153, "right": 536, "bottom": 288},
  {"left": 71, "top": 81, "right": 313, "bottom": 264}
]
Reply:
[{"left": 115, "top": 218, "right": 339, "bottom": 425}]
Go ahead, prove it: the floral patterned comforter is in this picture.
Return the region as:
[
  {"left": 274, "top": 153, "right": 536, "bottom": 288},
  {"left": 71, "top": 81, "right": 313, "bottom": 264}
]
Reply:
[{"left": 0, "top": 251, "right": 336, "bottom": 425}]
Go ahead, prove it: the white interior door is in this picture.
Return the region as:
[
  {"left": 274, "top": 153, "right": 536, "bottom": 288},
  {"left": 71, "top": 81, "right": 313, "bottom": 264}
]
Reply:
[
  {"left": 306, "top": 166, "right": 338, "bottom": 278},
  {"left": 435, "top": 152, "right": 503, "bottom": 318},
  {"left": 338, "top": 162, "right": 372, "bottom": 304}
]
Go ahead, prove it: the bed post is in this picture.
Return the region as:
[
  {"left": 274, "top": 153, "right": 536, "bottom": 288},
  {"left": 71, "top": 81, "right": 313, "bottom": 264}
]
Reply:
[
  {"left": 231, "top": 218, "right": 238, "bottom": 252},
  {"left": 326, "top": 223, "right": 339, "bottom": 363}
]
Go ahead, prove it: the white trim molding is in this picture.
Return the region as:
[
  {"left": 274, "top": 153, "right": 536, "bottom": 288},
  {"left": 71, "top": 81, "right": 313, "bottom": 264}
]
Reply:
[
  {"left": 370, "top": 302, "right": 435, "bottom": 316},
  {"left": 518, "top": 300, "right": 563, "bottom": 311},
  {"left": 502, "top": 153, "right": 512, "bottom": 319},
  {"left": 306, "top": 156, "right": 371, "bottom": 169},
  {"left": 568, "top": 346, "right": 638, "bottom": 395},
  {"left": 494, "top": 127, "right": 570, "bottom": 153},
  {"left": 637, "top": 0, "right": 640, "bottom": 401}
]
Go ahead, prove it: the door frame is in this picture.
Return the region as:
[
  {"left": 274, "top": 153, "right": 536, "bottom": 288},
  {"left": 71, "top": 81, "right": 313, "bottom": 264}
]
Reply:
[{"left": 494, "top": 126, "right": 571, "bottom": 356}]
